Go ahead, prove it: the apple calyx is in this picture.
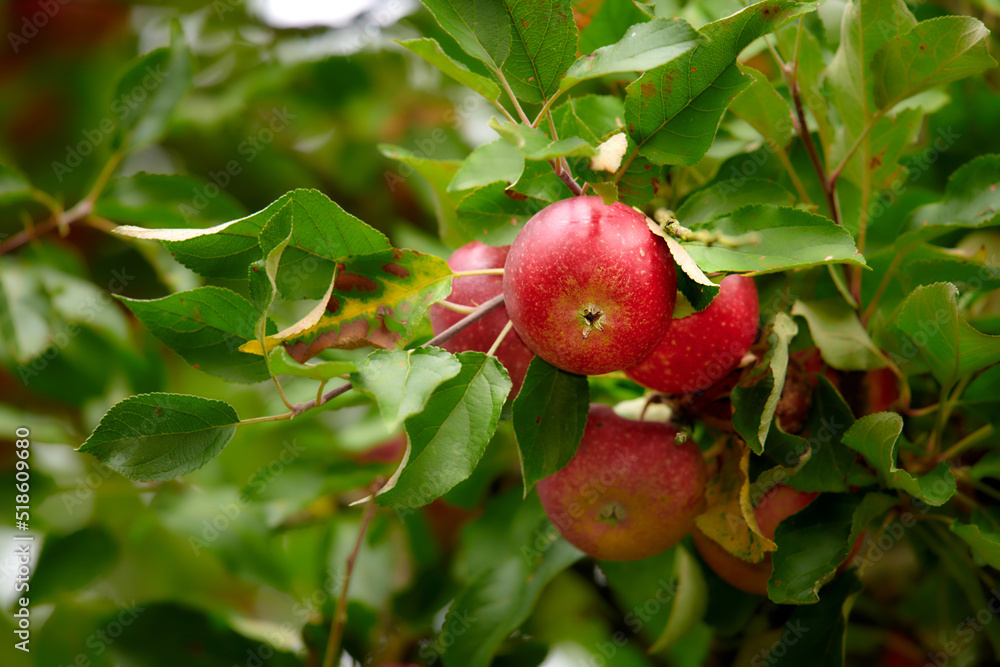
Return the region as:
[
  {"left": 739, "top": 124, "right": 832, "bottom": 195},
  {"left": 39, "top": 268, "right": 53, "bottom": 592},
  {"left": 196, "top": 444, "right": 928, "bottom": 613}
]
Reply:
[
  {"left": 598, "top": 502, "right": 627, "bottom": 525},
  {"left": 579, "top": 303, "right": 606, "bottom": 338}
]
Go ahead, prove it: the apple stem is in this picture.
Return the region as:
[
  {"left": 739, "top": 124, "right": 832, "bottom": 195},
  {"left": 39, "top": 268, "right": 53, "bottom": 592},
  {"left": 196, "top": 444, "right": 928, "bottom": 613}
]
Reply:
[
  {"left": 486, "top": 318, "right": 514, "bottom": 357},
  {"left": 436, "top": 300, "right": 478, "bottom": 314},
  {"left": 453, "top": 268, "right": 505, "bottom": 277}
]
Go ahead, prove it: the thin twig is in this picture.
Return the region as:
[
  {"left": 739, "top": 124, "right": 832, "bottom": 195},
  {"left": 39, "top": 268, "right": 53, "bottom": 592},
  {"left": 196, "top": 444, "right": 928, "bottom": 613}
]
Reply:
[
  {"left": 322, "top": 477, "right": 383, "bottom": 667},
  {"left": 486, "top": 319, "right": 514, "bottom": 356}
]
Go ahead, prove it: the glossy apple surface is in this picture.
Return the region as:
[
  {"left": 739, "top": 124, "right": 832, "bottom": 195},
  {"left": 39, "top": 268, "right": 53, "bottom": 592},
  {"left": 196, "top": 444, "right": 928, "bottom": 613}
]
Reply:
[
  {"left": 626, "top": 274, "right": 758, "bottom": 394},
  {"left": 503, "top": 197, "right": 676, "bottom": 375},
  {"left": 693, "top": 484, "right": 817, "bottom": 595},
  {"left": 429, "top": 241, "right": 534, "bottom": 395},
  {"left": 537, "top": 404, "right": 706, "bottom": 561}
]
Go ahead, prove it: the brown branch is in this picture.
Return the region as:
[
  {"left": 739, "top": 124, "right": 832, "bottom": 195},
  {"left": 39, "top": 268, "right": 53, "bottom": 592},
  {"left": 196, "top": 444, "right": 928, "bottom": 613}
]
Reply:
[
  {"left": 322, "top": 477, "right": 383, "bottom": 667},
  {"left": 789, "top": 75, "right": 840, "bottom": 225}
]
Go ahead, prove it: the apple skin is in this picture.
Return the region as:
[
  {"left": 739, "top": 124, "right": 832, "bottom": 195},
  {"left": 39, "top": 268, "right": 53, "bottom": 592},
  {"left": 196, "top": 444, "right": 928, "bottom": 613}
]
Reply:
[
  {"left": 429, "top": 241, "right": 534, "bottom": 395},
  {"left": 537, "top": 404, "right": 706, "bottom": 561},
  {"left": 626, "top": 274, "right": 758, "bottom": 395},
  {"left": 503, "top": 197, "right": 676, "bottom": 376},
  {"left": 692, "top": 484, "right": 817, "bottom": 595}
]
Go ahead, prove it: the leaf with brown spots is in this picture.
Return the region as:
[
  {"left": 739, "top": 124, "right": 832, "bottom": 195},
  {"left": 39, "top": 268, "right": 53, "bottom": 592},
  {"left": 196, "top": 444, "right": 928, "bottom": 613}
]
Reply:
[{"left": 240, "top": 249, "right": 453, "bottom": 359}]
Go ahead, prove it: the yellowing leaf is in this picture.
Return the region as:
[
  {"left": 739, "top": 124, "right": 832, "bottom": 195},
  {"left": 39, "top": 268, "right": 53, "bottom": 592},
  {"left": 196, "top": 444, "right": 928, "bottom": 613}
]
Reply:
[{"left": 241, "top": 249, "right": 452, "bottom": 359}]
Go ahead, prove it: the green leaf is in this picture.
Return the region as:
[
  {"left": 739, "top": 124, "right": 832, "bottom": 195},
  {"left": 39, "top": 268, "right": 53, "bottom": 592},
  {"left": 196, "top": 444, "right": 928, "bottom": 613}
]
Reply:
[
  {"left": 561, "top": 18, "right": 704, "bottom": 91},
  {"left": 904, "top": 154, "right": 1000, "bottom": 242},
  {"left": 729, "top": 66, "right": 794, "bottom": 147},
  {"left": 266, "top": 346, "right": 356, "bottom": 381},
  {"left": 893, "top": 282, "right": 1000, "bottom": 385},
  {"left": 786, "top": 376, "right": 860, "bottom": 493},
  {"left": 114, "top": 21, "right": 193, "bottom": 153},
  {"left": 500, "top": 0, "right": 578, "bottom": 104},
  {"left": 683, "top": 205, "right": 866, "bottom": 274},
  {"left": 119, "top": 286, "right": 273, "bottom": 384},
  {"left": 675, "top": 179, "right": 796, "bottom": 226},
  {"left": 242, "top": 249, "right": 453, "bottom": 357},
  {"left": 827, "top": 0, "right": 917, "bottom": 172},
  {"left": 448, "top": 139, "right": 524, "bottom": 192},
  {"left": 873, "top": 16, "right": 997, "bottom": 110},
  {"left": 0, "top": 162, "right": 33, "bottom": 205},
  {"left": 577, "top": 0, "right": 650, "bottom": 54},
  {"left": 441, "top": 490, "right": 583, "bottom": 667},
  {"left": 115, "top": 189, "right": 391, "bottom": 298},
  {"left": 419, "top": 0, "right": 512, "bottom": 73},
  {"left": 377, "top": 352, "right": 511, "bottom": 508},
  {"left": 95, "top": 173, "right": 246, "bottom": 228},
  {"left": 490, "top": 120, "right": 596, "bottom": 161},
  {"left": 732, "top": 312, "right": 797, "bottom": 454},
  {"left": 79, "top": 393, "right": 239, "bottom": 482},
  {"left": 791, "top": 299, "right": 886, "bottom": 371},
  {"left": 624, "top": 0, "right": 813, "bottom": 166},
  {"left": 646, "top": 220, "right": 720, "bottom": 311},
  {"left": 768, "top": 571, "right": 863, "bottom": 665},
  {"left": 396, "top": 37, "right": 502, "bottom": 100},
  {"left": 352, "top": 347, "right": 463, "bottom": 432},
  {"left": 379, "top": 144, "right": 465, "bottom": 247},
  {"left": 601, "top": 545, "right": 707, "bottom": 653},
  {"left": 552, "top": 95, "right": 625, "bottom": 145},
  {"left": 769, "top": 492, "right": 894, "bottom": 605},
  {"left": 648, "top": 546, "right": 708, "bottom": 653},
  {"left": 842, "top": 412, "right": 957, "bottom": 506},
  {"left": 952, "top": 509, "right": 1000, "bottom": 569},
  {"left": 512, "top": 357, "right": 589, "bottom": 494},
  {"left": 455, "top": 181, "right": 545, "bottom": 246}
]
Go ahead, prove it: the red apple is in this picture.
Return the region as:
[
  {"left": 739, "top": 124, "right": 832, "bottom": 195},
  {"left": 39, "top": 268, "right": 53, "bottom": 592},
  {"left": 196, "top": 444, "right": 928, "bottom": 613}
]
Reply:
[
  {"left": 626, "top": 274, "right": 758, "bottom": 395},
  {"left": 693, "top": 484, "right": 817, "bottom": 595},
  {"left": 429, "top": 241, "right": 534, "bottom": 394},
  {"left": 537, "top": 404, "right": 706, "bottom": 561},
  {"left": 503, "top": 197, "right": 676, "bottom": 375}
]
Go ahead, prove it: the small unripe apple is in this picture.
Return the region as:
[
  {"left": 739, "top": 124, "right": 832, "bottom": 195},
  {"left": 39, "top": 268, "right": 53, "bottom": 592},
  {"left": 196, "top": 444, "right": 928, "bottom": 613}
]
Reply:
[
  {"left": 537, "top": 404, "right": 706, "bottom": 561},
  {"left": 626, "top": 274, "right": 758, "bottom": 395},
  {"left": 692, "top": 484, "right": 817, "bottom": 595},
  {"left": 429, "top": 241, "right": 534, "bottom": 394},
  {"left": 503, "top": 197, "right": 676, "bottom": 375}
]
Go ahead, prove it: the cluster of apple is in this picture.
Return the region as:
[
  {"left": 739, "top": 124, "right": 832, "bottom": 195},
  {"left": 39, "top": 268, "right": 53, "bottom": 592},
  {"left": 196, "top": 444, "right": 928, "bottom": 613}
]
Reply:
[{"left": 430, "top": 197, "right": 812, "bottom": 581}]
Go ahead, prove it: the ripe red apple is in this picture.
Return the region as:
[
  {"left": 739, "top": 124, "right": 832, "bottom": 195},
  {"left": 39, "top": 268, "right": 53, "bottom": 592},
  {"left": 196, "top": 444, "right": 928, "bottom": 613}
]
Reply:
[
  {"left": 692, "top": 484, "right": 817, "bottom": 595},
  {"left": 429, "top": 241, "right": 534, "bottom": 394},
  {"left": 626, "top": 274, "right": 758, "bottom": 395},
  {"left": 502, "top": 196, "right": 676, "bottom": 376},
  {"left": 537, "top": 404, "right": 706, "bottom": 561}
]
